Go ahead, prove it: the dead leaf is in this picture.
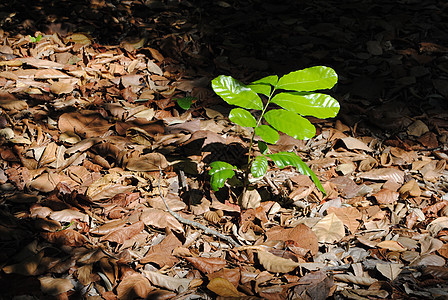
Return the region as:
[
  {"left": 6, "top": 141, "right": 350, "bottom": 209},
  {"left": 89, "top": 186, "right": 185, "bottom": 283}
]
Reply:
[
  {"left": 376, "top": 240, "right": 406, "bottom": 252},
  {"left": 186, "top": 257, "right": 226, "bottom": 274},
  {"left": 312, "top": 213, "right": 345, "bottom": 243},
  {"left": 372, "top": 189, "right": 400, "bottom": 205},
  {"left": 117, "top": 273, "right": 153, "bottom": 300},
  {"left": 100, "top": 221, "right": 145, "bottom": 244},
  {"left": 376, "top": 263, "right": 403, "bottom": 280},
  {"left": 327, "top": 207, "right": 361, "bottom": 233},
  {"left": 142, "top": 270, "right": 191, "bottom": 292},
  {"left": 207, "top": 277, "right": 240, "bottom": 297},
  {"left": 39, "top": 276, "right": 73, "bottom": 295},
  {"left": 257, "top": 250, "right": 299, "bottom": 273}
]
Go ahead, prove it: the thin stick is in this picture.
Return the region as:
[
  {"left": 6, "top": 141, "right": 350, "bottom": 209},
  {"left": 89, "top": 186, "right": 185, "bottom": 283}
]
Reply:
[{"left": 158, "top": 167, "right": 241, "bottom": 247}]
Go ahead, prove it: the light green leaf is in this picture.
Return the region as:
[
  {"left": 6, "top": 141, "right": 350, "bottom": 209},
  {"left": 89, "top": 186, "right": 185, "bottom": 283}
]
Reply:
[
  {"left": 209, "top": 161, "right": 236, "bottom": 191},
  {"left": 229, "top": 108, "right": 257, "bottom": 127},
  {"left": 255, "top": 125, "right": 279, "bottom": 144},
  {"left": 264, "top": 109, "right": 315, "bottom": 140},
  {"left": 271, "top": 92, "right": 340, "bottom": 118},
  {"left": 176, "top": 96, "right": 195, "bottom": 110},
  {"left": 251, "top": 155, "right": 268, "bottom": 178},
  {"left": 258, "top": 141, "right": 268, "bottom": 154},
  {"left": 267, "top": 152, "right": 325, "bottom": 194},
  {"left": 277, "top": 66, "right": 338, "bottom": 92},
  {"left": 249, "top": 75, "right": 278, "bottom": 96},
  {"left": 248, "top": 84, "right": 271, "bottom": 97},
  {"left": 212, "top": 75, "right": 263, "bottom": 110},
  {"left": 252, "top": 75, "right": 279, "bottom": 86}
]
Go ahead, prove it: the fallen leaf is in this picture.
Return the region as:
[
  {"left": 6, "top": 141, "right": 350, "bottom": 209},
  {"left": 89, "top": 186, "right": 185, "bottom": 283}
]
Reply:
[
  {"left": 376, "top": 263, "right": 403, "bottom": 280},
  {"left": 39, "top": 276, "right": 73, "bottom": 295},
  {"left": 257, "top": 250, "right": 299, "bottom": 273},
  {"left": 207, "top": 277, "right": 240, "bottom": 297},
  {"left": 312, "top": 213, "right": 345, "bottom": 243},
  {"left": 117, "top": 273, "right": 153, "bottom": 300},
  {"left": 142, "top": 270, "right": 191, "bottom": 292}
]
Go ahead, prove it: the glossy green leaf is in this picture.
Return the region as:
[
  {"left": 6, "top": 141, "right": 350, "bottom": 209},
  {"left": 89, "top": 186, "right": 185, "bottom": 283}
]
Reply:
[
  {"left": 255, "top": 125, "right": 279, "bottom": 144},
  {"left": 264, "top": 109, "right": 315, "bottom": 140},
  {"left": 229, "top": 108, "right": 257, "bottom": 128},
  {"left": 277, "top": 66, "right": 338, "bottom": 92},
  {"left": 267, "top": 151, "right": 325, "bottom": 194},
  {"left": 248, "top": 84, "right": 271, "bottom": 97},
  {"left": 258, "top": 141, "right": 268, "bottom": 154},
  {"left": 176, "top": 96, "right": 195, "bottom": 110},
  {"left": 209, "top": 161, "right": 236, "bottom": 191},
  {"left": 251, "top": 155, "right": 268, "bottom": 178},
  {"left": 252, "top": 75, "right": 279, "bottom": 86},
  {"left": 271, "top": 92, "right": 340, "bottom": 118},
  {"left": 212, "top": 75, "right": 263, "bottom": 110}
]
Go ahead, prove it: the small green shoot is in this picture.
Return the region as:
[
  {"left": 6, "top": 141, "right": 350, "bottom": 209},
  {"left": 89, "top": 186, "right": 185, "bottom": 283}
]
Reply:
[
  {"left": 175, "top": 96, "right": 196, "bottom": 110},
  {"left": 29, "top": 34, "right": 42, "bottom": 43},
  {"left": 209, "top": 66, "right": 340, "bottom": 194}
]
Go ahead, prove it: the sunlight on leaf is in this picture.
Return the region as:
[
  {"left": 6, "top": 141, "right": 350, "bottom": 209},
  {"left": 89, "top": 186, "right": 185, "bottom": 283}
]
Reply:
[
  {"left": 264, "top": 109, "right": 316, "bottom": 140},
  {"left": 229, "top": 108, "right": 257, "bottom": 127},
  {"left": 271, "top": 92, "right": 339, "bottom": 118},
  {"left": 277, "top": 66, "right": 338, "bottom": 91},
  {"left": 209, "top": 161, "right": 236, "bottom": 191},
  {"left": 212, "top": 75, "right": 263, "bottom": 110}
]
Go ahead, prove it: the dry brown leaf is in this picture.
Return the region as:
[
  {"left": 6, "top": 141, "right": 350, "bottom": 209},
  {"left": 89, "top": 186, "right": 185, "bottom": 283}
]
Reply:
[
  {"left": 333, "top": 274, "right": 377, "bottom": 286},
  {"left": 76, "top": 264, "right": 93, "bottom": 285},
  {"left": 186, "top": 257, "right": 226, "bottom": 274},
  {"left": 100, "top": 221, "right": 145, "bottom": 244},
  {"left": 312, "top": 213, "right": 345, "bottom": 243},
  {"left": 359, "top": 168, "right": 404, "bottom": 184},
  {"left": 376, "top": 240, "right": 406, "bottom": 252},
  {"left": 407, "top": 120, "right": 429, "bottom": 137},
  {"left": 265, "top": 224, "right": 319, "bottom": 256},
  {"left": 140, "top": 233, "right": 182, "bottom": 267},
  {"left": 49, "top": 209, "right": 89, "bottom": 223},
  {"left": 238, "top": 188, "right": 261, "bottom": 209},
  {"left": 437, "top": 244, "right": 448, "bottom": 259},
  {"left": 20, "top": 57, "right": 65, "bottom": 69},
  {"left": 340, "top": 137, "right": 372, "bottom": 152},
  {"left": 142, "top": 270, "right": 191, "bottom": 292},
  {"left": 372, "top": 189, "right": 400, "bottom": 205},
  {"left": 399, "top": 179, "right": 421, "bottom": 198},
  {"left": 376, "top": 263, "right": 403, "bottom": 280},
  {"left": 39, "top": 276, "right": 74, "bottom": 295},
  {"left": 207, "top": 277, "right": 240, "bottom": 297},
  {"left": 124, "top": 152, "right": 168, "bottom": 171},
  {"left": 427, "top": 217, "right": 448, "bottom": 236},
  {"left": 117, "top": 273, "right": 153, "bottom": 300},
  {"left": 2, "top": 251, "right": 44, "bottom": 276},
  {"left": 140, "top": 207, "right": 184, "bottom": 232},
  {"left": 257, "top": 250, "right": 299, "bottom": 273},
  {"left": 50, "top": 81, "right": 75, "bottom": 94},
  {"left": 327, "top": 207, "right": 361, "bottom": 233},
  {"left": 41, "top": 229, "right": 88, "bottom": 247},
  {"left": 58, "top": 111, "right": 111, "bottom": 138}
]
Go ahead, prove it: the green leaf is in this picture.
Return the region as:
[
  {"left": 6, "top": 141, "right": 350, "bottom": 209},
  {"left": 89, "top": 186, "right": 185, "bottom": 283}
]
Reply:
[
  {"left": 248, "top": 84, "right": 271, "bottom": 97},
  {"left": 264, "top": 109, "right": 315, "bottom": 140},
  {"left": 271, "top": 92, "right": 340, "bottom": 118},
  {"left": 255, "top": 125, "right": 279, "bottom": 144},
  {"left": 277, "top": 66, "right": 338, "bottom": 92},
  {"left": 209, "top": 161, "right": 236, "bottom": 191},
  {"left": 258, "top": 141, "right": 268, "bottom": 154},
  {"left": 176, "top": 96, "right": 195, "bottom": 110},
  {"left": 249, "top": 75, "right": 278, "bottom": 96},
  {"left": 251, "top": 155, "right": 268, "bottom": 178},
  {"left": 212, "top": 75, "right": 263, "bottom": 110},
  {"left": 229, "top": 108, "right": 257, "bottom": 127},
  {"left": 252, "top": 75, "right": 279, "bottom": 86},
  {"left": 267, "top": 152, "right": 325, "bottom": 194}
]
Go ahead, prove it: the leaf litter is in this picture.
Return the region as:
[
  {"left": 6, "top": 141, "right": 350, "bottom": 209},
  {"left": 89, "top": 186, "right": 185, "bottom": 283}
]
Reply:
[{"left": 0, "top": 0, "right": 448, "bottom": 299}]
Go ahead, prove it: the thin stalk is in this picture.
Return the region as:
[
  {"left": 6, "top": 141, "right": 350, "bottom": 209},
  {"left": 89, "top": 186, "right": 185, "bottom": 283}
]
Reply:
[{"left": 243, "top": 87, "right": 276, "bottom": 187}]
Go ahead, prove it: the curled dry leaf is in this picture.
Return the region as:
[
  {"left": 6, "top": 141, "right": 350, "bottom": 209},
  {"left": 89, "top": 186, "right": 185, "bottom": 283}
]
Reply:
[
  {"left": 207, "top": 277, "right": 240, "bottom": 297},
  {"left": 2, "top": 251, "right": 44, "bottom": 276},
  {"left": 340, "top": 137, "right": 373, "bottom": 152},
  {"left": 327, "top": 207, "right": 361, "bottom": 233},
  {"left": 312, "top": 213, "right": 345, "bottom": 243},
  {"left": 238, "top": 188, "right": 261, "bottom": 209},
  {"left": 399, "top": 179, "right": 421, "bottom": 198},
  {"left": 333, "top": 274, "right": 377, "bottom": 286},
  {"left": 257, "top": 250, "right": 299, "bottom": 273},
  {"left": 124, "top": 152, "right": 168, "bottom": 171},
  {"left": 116, "top": 273, "right": 153, "bottom": 300},
  {"left": 142, "top": 270, "right": 191, "bottom": 293},
  {"left": 359, "top": 168, "right": 404, "bottom": 184},
  {"left": 427, "top": 217, "right": 448, "bottom": 236},
  {"left": 49, "top": 209, "right": 89, "bottom": 223}
]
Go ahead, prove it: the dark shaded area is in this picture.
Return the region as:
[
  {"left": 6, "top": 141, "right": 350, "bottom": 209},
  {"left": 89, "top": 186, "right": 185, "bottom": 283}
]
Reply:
[{"left": 2, "top": 0, "right": 447, "bottom": 136}]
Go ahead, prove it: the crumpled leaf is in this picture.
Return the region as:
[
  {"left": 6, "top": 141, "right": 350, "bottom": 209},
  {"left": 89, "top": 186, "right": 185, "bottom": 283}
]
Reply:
[
  {"left": 39, "top": 276, "right": 74, "bottom": 295},
  {"left": 117, "top": 273, "right": 153, "bottom": 300}
]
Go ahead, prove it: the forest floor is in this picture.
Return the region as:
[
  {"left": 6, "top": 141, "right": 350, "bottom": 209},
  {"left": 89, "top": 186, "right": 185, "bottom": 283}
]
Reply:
[{"left": 0, "top": 0, "right": 448, "bottom": 299}]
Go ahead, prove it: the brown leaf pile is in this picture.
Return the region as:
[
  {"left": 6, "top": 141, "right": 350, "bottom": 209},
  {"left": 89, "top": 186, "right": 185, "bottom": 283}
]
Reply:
[{"left": 1, "top": 0, "right": 448, "bottom": 299}]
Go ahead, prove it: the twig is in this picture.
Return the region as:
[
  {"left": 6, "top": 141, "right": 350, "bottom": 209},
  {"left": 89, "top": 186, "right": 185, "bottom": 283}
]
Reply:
[{"left": 158, "top": 167, "right": 241, "bottom": 247}]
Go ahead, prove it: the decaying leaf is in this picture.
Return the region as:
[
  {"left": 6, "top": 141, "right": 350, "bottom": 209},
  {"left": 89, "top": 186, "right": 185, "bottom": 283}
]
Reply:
[
  {"left": 142, "top": 270, "right": 191, "bottom": 292},
  {"left": 116, "top": 273, "right": 153, "bottom": 300},
  {"left": 376, "top": 263, "right": 403, "bottom": 280}
]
